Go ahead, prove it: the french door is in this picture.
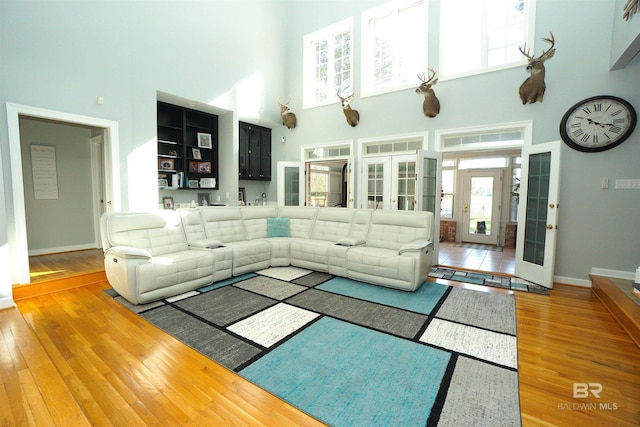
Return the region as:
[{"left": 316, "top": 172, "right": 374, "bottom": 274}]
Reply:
[
  {"left": 515, "top": 140, "right": 561, "bottom": 288},
  {"left": 361, "top": 152, "right": 440, "bottom": 212},
  {"left": 461, "top": 170, "right": 502, "bottom": 245},
  {"left": 277, "top": 162, "right": 305, "bottom": 206}
]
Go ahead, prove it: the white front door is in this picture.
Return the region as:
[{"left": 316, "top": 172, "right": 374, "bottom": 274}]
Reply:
[
  {"left": 461, "top": 170, "right": 502, "bottom": 245},
  {"left": 277, "top": 161, "right": 305, "bottom": 206},
  {"left": 515, "top": 140, "right": 561, "bottom": 288}
]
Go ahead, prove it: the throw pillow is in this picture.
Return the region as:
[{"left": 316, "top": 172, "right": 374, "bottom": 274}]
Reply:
[{"left": 267, "top": 217, "right": 290, "bottom": 238}]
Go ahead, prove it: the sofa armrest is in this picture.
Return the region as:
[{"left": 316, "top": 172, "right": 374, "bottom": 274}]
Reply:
[
  {"left": 399, "top": 240, "right": 432, "bottom": 254},
  {"left": 106, "top": 246, "right": 152, "bottom": 259},
  {"left": 337, "top": 238, "right": 366, "bottom": 246},
  {"left": 189, "top": 238, "right": 223, "bottom": 249}
]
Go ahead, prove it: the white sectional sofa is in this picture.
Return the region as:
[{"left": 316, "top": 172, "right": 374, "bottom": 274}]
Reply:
[{"left": 101, "top": 206, "right": 435, "bottom": 304}]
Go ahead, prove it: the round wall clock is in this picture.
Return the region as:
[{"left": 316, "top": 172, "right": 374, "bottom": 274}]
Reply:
[{"left": 559, "top": 95, "right": 637, "bottom": 152}]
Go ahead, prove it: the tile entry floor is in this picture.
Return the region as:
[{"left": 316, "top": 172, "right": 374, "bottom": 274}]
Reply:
[{"left": 437, "top": 241, "right": 515, "bottom": 276}]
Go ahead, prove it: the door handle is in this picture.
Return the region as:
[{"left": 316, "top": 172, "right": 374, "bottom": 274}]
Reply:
[
  {"left": 546, "top": 224, "right": 556, "bottom": 230},
  {"left": 464, "top": 203, "right": 468, "bottom": 213}
]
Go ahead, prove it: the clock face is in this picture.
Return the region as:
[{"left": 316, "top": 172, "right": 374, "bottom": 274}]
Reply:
[{"left": 560, "top": 96, "right": 637, "bottom": 152}]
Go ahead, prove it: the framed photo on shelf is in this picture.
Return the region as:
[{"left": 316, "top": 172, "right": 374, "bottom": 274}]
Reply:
[
  {"left": 198, "top": 161, "right": 211, "bottom": 173},
  {"left": 192, "top": 148, "right": 202, "bottom": 160},
  {"left": 188, "top": 179, "right": 199, "bottom": 189},
  {"left": 158, "top": 178, "right": 168, "bottom": 187},
  {"left": 197, "top": 133, "right": 212, "bottom": 149},
  {"left": 200, "top": 177, "right": 216, "bottom": 188},
  {"left": 188, "top": 161, "right": 198, "bottom": 172},
  {"left": 162, "top": 196, "right": 174, "bottom": 210},
  {"left": 168, "top": 149, "right": 178, "bottom": 157},
  {"left": 238, "top": 187, "right": 246, "bottom": 206},
  {"left": 159, "top": 158, "right": 174, "bottom": 170},
  {"left": 198, "top": 193, "right": 210, "bottom": 206}
]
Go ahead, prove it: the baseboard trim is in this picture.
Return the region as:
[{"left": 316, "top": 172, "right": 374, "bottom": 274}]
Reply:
[
  {"left": 590, "top": 267, "right": 635, "bottom": 281},
  {"left": 12, "top": 270, "right": 106, "bottom": 301},
  {"left": 0, "top": 296, "right": 17, "bottom": 311},
  {"left": 553, "top": 275, "right": 592, "bottom": 288}
]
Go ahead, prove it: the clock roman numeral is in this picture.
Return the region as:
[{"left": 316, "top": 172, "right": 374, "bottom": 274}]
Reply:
[
  {"left": 609, "top": 125, "right": 622, "bottom": 133},
  {"left": 594, "top": 103, "right": 602, "bottom": 112},
  {"left": 582, "top": 107, "right": 592, "bottom": 114},
  {"left": 581, "top": 133, "right": 591, "bottom": 143},
  {"left": 573, "top": 129, "right": 584, "bottom": 137},
  {"left": 610, "top": 109, "right": 623, "bottom": 116},
  {"left": 592, "top": 135, "right": 598, "bottom": 144},
  {"left": 612, "top": 118, "right": 625, "bottom": 124}
]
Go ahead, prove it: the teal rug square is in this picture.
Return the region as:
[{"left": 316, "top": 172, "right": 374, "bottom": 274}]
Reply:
[
  {"left": 317, "top": 277, "right": 449, "bottom": 314},
  {"left": 240, "top": 316, "right": 451, "bottom": 427}
]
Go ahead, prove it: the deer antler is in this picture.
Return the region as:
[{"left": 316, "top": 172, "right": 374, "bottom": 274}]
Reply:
[
  {"left": 417, "top": 68, "right": 437, "bottom": 84},
  {"left": 519, "top": 32, "right": 555, "bottom": 61},
  {"left": 624, "top": 0, "right": 638, "bottom": 20},
  {"left": 277, "top": 97, "right": 291, "bottom": 107}
]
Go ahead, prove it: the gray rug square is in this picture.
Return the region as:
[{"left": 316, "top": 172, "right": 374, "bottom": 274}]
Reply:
[
  {"left": 175, "top": 286, "right": 276, "bottom": 326},
  {"left": 141, "top": 305, "right": 261, "bottom": 370},
  {"left": 435, "top": 287, "right": 516, "bottom": 335},
  {"left": 234, "top": 275, "right": 308, "bottom": 300},
  {"left": 438, "top": 356, "right": 520, "bottom": 427},
  {"left": 292, "top": 271, "right": 333, "bottom": 287},
  {"left": 287, "top": 288, "right": 427, "bottom": 339}
]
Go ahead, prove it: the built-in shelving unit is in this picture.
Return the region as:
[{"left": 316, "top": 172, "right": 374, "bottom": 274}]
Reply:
[{"left": 157, "top": 101, "right": 219, "bottom": 190}]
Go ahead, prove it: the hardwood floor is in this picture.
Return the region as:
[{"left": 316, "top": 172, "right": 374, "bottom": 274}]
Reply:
[
  {"left": 28, "top": 249, "right": 104, "bottom": 283},
  {"left": 3, "top": 256, "right": 639, "bottom": 425}
]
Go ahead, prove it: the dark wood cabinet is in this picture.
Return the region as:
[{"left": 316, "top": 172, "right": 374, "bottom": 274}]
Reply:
[
  {"left": 239, "top": 122, "right": 271, "bottom": 181},
  {"left": 157, "top": 102, "right": 218, "bottom": 190}
]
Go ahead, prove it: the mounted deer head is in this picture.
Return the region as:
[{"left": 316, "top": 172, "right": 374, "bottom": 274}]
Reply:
[
  {"left": 416, "top": 68, "right": 440, "bottom": 117},
  {"left": 518, "top": 32, "right": 556, "bottom": 104},
  {"left": 337, "top": 90, "right": 360, "bottom": 127},
  {"left": 277, "top": 98, "right": 297, "bottom": 129}
]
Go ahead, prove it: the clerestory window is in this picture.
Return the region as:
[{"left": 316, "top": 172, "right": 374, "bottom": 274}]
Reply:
[{"left": 303, "top": 18, "right": 354, "bottom": 109}]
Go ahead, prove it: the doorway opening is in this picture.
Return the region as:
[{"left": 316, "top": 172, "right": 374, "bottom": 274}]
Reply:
[
  {"left": 307, "top": 160, "right": 348, "bottom": 207},
  {"left": 6, "top": 103, "right": 120, "bottom": 285}
]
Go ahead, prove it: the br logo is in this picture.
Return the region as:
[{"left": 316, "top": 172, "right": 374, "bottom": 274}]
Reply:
[{"left": 573, "top": 383, "right": 602, "bottom": 398}]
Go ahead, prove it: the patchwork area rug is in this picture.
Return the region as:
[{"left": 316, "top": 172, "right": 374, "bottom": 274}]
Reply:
[
  {"left": 430, "top": 267, "right": 550, "bottom": 295},
  {"left": 106, "top": 266, "right": 521, "bottom": 426}
]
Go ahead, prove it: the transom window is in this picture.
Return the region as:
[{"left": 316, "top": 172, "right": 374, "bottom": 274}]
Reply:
[
  {"left": 440, "top": 0, "right": 535, "bottom": 79},
  {"left": 361, "top": 0, "right": 428, "bottom": 96},
  {"left": 303, "top": 19, "right": 353, "bottom": 108}
]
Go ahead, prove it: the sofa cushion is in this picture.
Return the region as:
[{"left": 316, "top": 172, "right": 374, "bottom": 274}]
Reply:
[
  {"left": 366, "top": 210, "right": 433, "bottom": 250},
  {"left": 310, "top": 207, "right": 355, "bottom": 242},
  {"left": 104, "top": 211, "right": 189, "bottom": 256},
  {"left": 199, "top": 207, "right": 247, "bottom": 243},
  {"left": 267, "top": 217, "right": 290, "bottom": 237},
  {"left": 241, "top": 206, "right": 279, "bottom": 239},
  {"left": 278, "top": 207, "right": 318, "bottom": 238}
]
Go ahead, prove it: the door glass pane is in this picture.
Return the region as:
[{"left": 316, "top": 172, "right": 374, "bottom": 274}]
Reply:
[
  {"left": 523, "top": 152, "right": 551, "bottom": 265},
  {"left": 367, "top": 163, "right": 384, "bottom": 209},
  {"left": 284, "top": 167, "right": 300, "bottom": 206},
  {"left": 421, "top": 158, "right": 437, "bottom": 212},
  {"left": 397, "top": 161, "right": 416, "bottom": 210},
  {"left": 468, "top": 176, "right": 494, "bottom": 235}
]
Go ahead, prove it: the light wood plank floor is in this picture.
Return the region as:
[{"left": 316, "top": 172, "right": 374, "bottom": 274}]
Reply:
[
  {"left": 5, "top": 264, "right": 640, "bottom": 425},
  {"left": 28, "top": 249, "right": 104, "bottom": 283}
]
